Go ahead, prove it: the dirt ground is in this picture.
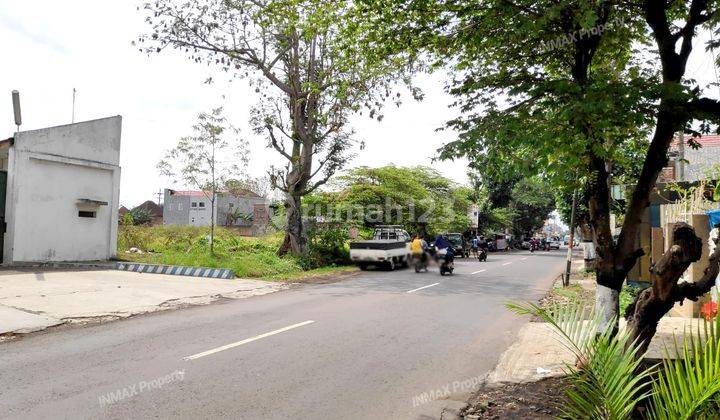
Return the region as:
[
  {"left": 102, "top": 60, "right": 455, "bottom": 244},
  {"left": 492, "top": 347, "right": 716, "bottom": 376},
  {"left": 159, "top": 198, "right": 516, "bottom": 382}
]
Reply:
[{"left": 460, "top": 377, "right": 569, "bottom": 419}]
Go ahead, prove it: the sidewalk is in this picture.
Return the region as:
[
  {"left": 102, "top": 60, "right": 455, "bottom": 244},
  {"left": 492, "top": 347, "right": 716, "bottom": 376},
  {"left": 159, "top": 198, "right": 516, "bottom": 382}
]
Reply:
[
  {"left": 0, "top": 269, "right": 285, "bottom": 336},
  {"left": 485, "top": 316, "right": 699, "bottom": 385}
]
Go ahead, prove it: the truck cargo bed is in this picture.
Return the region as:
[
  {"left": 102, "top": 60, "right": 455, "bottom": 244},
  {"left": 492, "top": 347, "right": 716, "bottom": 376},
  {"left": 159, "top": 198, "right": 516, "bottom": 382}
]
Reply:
[{"left": 349, "top": 240, "right": 407, "bottom": 251}]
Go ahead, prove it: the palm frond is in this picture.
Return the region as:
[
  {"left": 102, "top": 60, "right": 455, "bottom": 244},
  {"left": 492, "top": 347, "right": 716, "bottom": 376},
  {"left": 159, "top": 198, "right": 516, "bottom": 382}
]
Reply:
[
  {"left": 648, "top": 314, "right": 720, "bottom": 420},
  {"left": 507, "top": 300, "right": 652, "bottom": 419}
]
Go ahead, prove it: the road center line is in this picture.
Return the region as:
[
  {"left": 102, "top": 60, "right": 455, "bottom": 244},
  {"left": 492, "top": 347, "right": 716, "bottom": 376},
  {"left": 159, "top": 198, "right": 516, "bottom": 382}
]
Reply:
[
  {"left": 406, "top": 283, "right": 440, "bottom": 293},
  {"left": 183, "top": 320, "right": 316, "bottom": 361},
  {"left": 471, "top": 269, "right": 487, "bottom": 274},
  {"left": 502, "top": 262, "right": 512, "bottom": 266}
]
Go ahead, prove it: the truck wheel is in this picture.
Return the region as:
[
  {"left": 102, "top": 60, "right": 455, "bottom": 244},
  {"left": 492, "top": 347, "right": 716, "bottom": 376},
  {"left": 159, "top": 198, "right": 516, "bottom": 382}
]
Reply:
[
  {"left": 387, "top": 259, "right": 396, "bottom": 271},
  {"left": 359, "top": 263, "right": 369, "bottom": 271}
]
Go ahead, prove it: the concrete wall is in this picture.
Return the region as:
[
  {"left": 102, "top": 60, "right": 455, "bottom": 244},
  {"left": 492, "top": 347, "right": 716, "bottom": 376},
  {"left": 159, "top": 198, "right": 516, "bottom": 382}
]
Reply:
[
  {"left": 163, "top": 190, "right": 191, "bottom": 225},
  {"left": 217, "top": 195, "right": 268, "bottom": 227},
  {"left": 4, "top": 116, "right": 121, "bottom": 263}
]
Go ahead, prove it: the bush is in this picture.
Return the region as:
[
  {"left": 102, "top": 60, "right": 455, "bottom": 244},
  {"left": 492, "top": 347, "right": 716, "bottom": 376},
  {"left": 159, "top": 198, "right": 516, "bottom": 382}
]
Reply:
[
  {"left": 129, "top": 208, "right": 152, "bottom": 225},
  {"left": 299, "top": 225, "right": 351, "bottom": 270}
]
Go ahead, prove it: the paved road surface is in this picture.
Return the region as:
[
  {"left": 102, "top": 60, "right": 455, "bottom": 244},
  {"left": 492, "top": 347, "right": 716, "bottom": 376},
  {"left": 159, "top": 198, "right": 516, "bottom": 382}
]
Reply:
[{"left": 0, "top": 249, "right": 565, "bottom": 420}]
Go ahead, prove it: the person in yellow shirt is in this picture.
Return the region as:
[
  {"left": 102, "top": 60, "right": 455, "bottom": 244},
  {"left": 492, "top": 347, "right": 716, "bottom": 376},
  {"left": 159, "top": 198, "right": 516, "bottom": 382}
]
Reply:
[
  {"left": 411, "top": 234, "right": 424, "bottom": 256},
  {"left": 411, "top": 234, "right": 428, "bottom": 268}
]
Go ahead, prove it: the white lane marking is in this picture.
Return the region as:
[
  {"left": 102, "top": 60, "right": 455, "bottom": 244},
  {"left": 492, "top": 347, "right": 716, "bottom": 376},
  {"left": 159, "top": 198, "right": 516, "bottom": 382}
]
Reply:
[
  {"left": 183, "top": 320, "right": 315, "bottom": 361},
  {"left": 521, "top": 257, "right": 528, "bottom": 261},
  {"left": 502, "top": 262, "right": 512, "bottom": 266},
  {"left": 406, "top": 283, "right": 440, "bottom": 293},
  {"left": 471, "top": 269, "right": 487, "bottom": 274}
]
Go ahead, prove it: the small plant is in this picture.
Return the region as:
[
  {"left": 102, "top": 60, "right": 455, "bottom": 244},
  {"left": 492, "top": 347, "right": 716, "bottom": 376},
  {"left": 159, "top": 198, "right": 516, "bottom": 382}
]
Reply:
[
  {"left": 129, "top": 208, "right": 152, "bottom": 225},
  {"left": 700, "top": 301, "right": 718, "bottom": 321},
  {"left": 509, "top": 299, "right": 720, "bottom": 418}
]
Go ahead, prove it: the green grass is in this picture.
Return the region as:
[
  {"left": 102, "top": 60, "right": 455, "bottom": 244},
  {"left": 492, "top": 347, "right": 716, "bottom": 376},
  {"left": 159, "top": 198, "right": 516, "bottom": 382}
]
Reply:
[{"left": 118, "top": 225, "right": 352, "bottom": 280}]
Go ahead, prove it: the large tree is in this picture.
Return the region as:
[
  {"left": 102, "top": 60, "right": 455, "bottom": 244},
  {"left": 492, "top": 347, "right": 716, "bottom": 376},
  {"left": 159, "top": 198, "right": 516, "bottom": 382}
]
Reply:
[
  {"left": 355, "top": 0, "right": 720, "bottom": 348},
  {"left": 139, "top": 0, "right": 405, "bottom": 256},
  {"left": 303, "top": 165, "right": 473, "bottom": 235}
]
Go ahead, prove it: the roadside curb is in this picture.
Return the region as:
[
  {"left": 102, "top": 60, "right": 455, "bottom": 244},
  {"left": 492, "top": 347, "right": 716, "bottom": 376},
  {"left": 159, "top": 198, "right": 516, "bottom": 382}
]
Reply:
[{"left": 115, "top": 262, "right": 234, "bottom": 279}]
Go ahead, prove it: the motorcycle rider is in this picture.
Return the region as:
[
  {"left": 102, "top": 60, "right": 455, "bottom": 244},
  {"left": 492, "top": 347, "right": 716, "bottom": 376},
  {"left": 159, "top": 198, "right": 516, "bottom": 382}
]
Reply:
[
  {"left": 411, "top": 234, "right": 427, "bottom": 267},
  {"left": 434, "top": 234, "right": 455, "bottom": 267}
]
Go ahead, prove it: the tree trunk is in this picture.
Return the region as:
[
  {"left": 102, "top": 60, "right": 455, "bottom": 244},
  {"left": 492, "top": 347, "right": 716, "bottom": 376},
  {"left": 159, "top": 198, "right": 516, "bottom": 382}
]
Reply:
[
  {"left": 278, "top": 191, "right": 308, "bottom": 257},
  {"left": 625, "top": 222, "right": 720, "bottom": 353},
  {"left": 579, "top": 219, "right": 596, "bottom": 271}
]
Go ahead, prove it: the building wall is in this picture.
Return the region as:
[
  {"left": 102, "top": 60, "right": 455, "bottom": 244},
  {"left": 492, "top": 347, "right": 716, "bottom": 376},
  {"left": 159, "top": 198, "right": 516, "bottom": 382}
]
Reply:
[
  {"left": 4, "top": 116, "right": 121, "bottom": 263},
  {"left": 217, "top": 195, "right": 268, "bottom": 227},
  {"left": 163, "top": 190, "right": 217, "bottom": 226},
  {"left": 682, "top": 146, "right": 720, "bottom": 181},
  {"left": 188, "top": 195, "right": 214, "bottom": 226},
  {"left": 163, "top": 190, "right": 191, "bottom": 225}
]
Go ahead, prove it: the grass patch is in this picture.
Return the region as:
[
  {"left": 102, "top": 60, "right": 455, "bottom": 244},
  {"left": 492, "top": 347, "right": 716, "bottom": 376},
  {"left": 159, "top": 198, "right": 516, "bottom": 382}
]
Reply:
[{"left": 118, "top": 225, "right": 352, "bottom": 280}]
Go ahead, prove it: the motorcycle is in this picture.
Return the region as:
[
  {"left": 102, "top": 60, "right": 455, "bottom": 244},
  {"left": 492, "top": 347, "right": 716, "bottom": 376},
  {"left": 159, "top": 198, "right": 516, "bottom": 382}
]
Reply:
[
  {"left": 477, "top": 247, "right": 487, "bottom": 262},
  {"left": 530, "top": 240, "right": 538, "bottom": 253},
  {"left": 436, "top": 248, "right": 455, "bottom": 276},
  {"left": 439, "top": 259, "right": 454, "bottom": 276}
]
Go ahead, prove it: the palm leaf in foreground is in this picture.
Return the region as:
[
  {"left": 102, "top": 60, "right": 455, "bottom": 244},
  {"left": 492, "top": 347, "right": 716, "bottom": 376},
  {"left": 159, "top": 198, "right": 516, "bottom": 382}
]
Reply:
[
  {"left": 507, "top": 301, "right": 651, "bottom": 419},
  {"left": 648, "top": 315, "right": 720, "bottom": 420}
]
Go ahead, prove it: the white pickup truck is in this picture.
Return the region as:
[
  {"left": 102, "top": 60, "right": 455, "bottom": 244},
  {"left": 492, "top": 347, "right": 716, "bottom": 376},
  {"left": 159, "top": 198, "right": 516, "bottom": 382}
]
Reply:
[{"left": 349, "top": 226, "right": 412, "bottom": 271}]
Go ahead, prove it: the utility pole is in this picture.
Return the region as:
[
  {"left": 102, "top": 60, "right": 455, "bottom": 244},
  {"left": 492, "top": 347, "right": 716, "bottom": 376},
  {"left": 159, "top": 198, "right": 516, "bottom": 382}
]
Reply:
[
  {"left": 156, "top": 189, "right": 162, "bottom": 205},
  {"left": 564, "top": 188, "right": 578, "bottom": 286},
  {"left": 677, "top": 131, "right": 685, "bottom": 182}
]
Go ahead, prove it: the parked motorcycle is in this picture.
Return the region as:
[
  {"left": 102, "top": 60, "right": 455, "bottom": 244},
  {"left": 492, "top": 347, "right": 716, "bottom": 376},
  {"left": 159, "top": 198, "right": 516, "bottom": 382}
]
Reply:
[{"left": 477, "top": 248, "right": 487, "bottom": 262}]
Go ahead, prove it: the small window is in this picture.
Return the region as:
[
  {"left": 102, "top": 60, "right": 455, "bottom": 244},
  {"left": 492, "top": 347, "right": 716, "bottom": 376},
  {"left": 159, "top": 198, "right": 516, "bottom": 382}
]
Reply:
[
  {"left": 78, "top": 211, "right": 96, "bottom": 218},
  {"left": 191, "top": 202, "right": 197, "bottom": 208},
  {"left": 199, "top": 202, "right": 205, "bottom": 208}
]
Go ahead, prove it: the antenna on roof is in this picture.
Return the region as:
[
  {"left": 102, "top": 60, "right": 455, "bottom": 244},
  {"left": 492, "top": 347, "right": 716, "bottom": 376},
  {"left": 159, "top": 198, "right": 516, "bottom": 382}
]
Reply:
[
  {"left": 11, "top": 90, "right": 21, "bottom": 133},
  {"left": 71, "top": 88, "right": 76, "bottom": 123}
]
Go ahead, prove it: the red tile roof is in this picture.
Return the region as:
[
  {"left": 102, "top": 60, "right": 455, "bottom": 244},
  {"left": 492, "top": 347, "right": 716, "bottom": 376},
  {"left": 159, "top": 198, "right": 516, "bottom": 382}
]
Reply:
[
  {"left": 170, "top": 190, "right": 210, "bottom": 197},
  {"left": 672, "top": 134, "right": 720, "bottom": 148}
]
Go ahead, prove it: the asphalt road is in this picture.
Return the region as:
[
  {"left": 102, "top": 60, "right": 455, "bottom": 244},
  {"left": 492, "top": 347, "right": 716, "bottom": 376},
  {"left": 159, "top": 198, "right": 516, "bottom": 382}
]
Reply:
[{"left": 0, "top": 249, "right": 566, "bottom": 420}]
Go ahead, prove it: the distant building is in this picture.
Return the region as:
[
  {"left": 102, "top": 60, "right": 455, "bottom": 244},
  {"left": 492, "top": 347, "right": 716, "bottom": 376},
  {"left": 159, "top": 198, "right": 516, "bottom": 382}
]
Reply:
[
  {"left": 132, "top": 200, "right": 163, "bottom": 225},
  {"left": 0, "top": 116, "right": 122, "bottom": 263},
  {"left": 666, "top": 135, "right": 720, "bottom": 182},
  {"left": 163, "top": 188, "right": 270, "bottom": 235},
  {"left": 118, "top": 205, "right": 130, "bottom": 218}
]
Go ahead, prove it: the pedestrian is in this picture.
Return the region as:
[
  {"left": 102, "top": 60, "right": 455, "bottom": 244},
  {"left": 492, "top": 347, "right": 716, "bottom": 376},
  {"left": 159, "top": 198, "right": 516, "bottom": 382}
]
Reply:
[{"left": 471, "top": 236, "right": 479, "bottom": 257}]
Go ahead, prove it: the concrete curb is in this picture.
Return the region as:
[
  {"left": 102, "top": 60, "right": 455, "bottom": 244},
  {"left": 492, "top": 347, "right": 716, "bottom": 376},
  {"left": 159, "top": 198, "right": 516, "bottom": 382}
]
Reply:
[{"left": 115, "top": 262, "right": 234, "bottom": 279}]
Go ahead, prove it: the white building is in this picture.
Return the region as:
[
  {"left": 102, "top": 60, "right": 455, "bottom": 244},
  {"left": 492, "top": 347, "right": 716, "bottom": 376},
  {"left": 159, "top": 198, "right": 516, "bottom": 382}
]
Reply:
[{"left": 0, "top": 116, "right": 122, "bottom": 263}]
